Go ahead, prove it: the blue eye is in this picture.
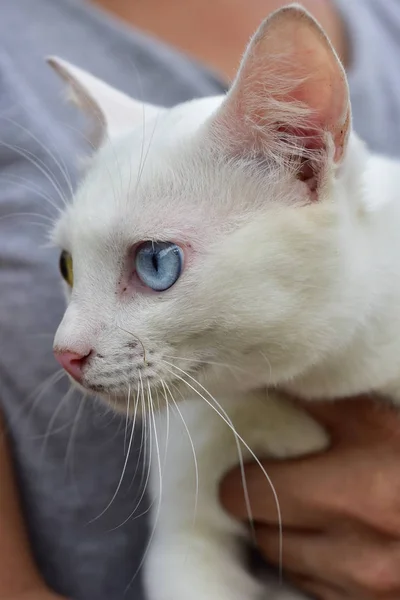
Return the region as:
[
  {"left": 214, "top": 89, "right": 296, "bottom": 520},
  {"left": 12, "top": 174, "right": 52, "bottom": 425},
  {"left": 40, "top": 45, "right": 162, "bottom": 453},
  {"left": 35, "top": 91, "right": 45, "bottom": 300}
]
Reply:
[{"left": 135, "top": 241, "right": 184, "bottom": 291}]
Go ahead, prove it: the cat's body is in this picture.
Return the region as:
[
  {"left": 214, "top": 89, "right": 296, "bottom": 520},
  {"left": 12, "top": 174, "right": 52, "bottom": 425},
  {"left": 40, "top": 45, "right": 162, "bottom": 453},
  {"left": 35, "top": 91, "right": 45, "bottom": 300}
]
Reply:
[{"left": 49, "top": 5, "right": 400, "bottom": 599}]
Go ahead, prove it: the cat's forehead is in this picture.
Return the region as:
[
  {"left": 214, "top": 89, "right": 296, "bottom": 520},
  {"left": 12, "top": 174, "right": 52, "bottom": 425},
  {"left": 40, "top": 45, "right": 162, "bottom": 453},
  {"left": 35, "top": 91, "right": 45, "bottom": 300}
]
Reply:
[
  {"left": 55, "top": 97, "right": 231, "bottom": 251},
  {"left": 54, "top": 93, "right": 285, "bottom": 253}
]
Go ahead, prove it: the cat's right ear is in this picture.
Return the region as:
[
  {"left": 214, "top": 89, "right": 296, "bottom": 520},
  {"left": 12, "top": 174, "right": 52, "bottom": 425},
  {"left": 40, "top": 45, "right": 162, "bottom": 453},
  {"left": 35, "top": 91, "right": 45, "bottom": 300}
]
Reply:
[
  {"left": 208, "top": 5, "right": 351, "bottom": 196},
  {"left": 47, "top": 57, "right": 163, "bottom": 150}
]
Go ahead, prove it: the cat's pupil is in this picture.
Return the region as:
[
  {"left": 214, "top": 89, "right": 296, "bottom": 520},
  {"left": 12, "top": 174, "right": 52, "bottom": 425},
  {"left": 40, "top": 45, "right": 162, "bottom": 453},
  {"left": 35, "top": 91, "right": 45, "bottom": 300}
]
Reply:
[{"left": 152, "top": 253, "right": 158, "bottom": 272}]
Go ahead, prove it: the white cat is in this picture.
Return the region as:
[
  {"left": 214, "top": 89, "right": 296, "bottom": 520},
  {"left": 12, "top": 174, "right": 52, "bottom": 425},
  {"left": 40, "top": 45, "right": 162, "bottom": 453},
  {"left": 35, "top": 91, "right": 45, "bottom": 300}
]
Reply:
[{"left": 49, "top": 4, "right": 400, "bottom": 600}]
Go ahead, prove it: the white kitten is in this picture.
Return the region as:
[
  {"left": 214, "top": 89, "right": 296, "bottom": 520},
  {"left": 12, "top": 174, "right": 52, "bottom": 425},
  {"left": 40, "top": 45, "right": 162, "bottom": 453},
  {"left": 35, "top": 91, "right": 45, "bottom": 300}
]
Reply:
[{"left": 49, "top": 4, "right": 400, "bottom": 599}]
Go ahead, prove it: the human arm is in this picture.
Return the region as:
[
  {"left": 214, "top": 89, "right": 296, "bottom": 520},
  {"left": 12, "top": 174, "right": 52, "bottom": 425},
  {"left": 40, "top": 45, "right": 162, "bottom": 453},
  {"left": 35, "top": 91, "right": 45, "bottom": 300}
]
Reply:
[
  {"left": 0, "top": 408, "right": 65, "bottom": 600},
  {"left": 221, "top": 398, "right": 400, "bottom": 599}
]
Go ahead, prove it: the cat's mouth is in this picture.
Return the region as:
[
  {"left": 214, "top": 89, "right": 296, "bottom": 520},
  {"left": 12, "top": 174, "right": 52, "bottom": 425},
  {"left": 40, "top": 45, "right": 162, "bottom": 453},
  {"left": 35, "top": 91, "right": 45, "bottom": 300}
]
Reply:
[{"left": 78, "top": 361, "right": 208, "bottom": 414}]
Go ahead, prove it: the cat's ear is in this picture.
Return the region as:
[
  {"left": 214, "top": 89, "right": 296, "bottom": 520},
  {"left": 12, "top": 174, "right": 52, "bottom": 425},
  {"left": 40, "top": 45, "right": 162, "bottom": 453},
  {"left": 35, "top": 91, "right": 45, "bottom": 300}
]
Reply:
[
  {"left": 210, "top": 4, "right": 351, "bottom": 191},
  {"left": 47, "top": 57, "right": 163, "bottom": 149}
]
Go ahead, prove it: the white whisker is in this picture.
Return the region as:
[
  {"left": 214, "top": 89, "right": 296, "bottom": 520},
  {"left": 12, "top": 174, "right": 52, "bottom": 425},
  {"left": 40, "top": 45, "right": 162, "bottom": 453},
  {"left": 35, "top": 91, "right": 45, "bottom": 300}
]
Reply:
[
  {"left": 89, "top": 389, "right": 139, "bottom": 523},
  {"left": 124, "top": 384, "right": 132, "bottom": 455},
  {"left": 64, "top": 394, "right": 86, "bottom": 472},
  {"left": 159, "top": 381, "right": 171, "bottom": 469},
  {"left": 125, "top": 377, "right": 163, "bottom": 591},
  {"left": 111, "top": 377, "right": 154, "bottom": 530},
  {"left": 0, "top": 175, "right": 63, "bottom": 215},
  {"left": 164, "top": 381, "right": 199, "bottom": 526},
  {"left": 0, "top": 212, "right": 55, "bottom": 226},
  {"left": 22, "top": 369, "right": 67, "bottom": 428},
  {"left": 0, "top": 140, "right": 68, "bottom": 207},
  {"left": 162, "top": 360, "right": 283, "bottom": 582},
  {"left": 39, "top": 386, "right": 75, "bottom": 465},
  {"left": 0, "top": 116, "right": 75, "bottom": 200}
]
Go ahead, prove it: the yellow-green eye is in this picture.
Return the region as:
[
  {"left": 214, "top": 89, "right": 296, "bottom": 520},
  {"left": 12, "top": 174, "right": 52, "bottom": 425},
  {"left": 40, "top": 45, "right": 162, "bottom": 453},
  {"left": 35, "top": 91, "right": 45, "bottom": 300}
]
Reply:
[{"left": 59, "top": 250, "right": 73, "bottom": 286}]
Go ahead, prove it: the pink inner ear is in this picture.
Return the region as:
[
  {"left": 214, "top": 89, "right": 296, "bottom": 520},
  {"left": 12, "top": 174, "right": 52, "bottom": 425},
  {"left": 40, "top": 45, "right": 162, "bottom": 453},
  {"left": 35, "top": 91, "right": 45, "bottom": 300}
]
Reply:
[{"left": 213, "top": 6, "right": 350, "bottom": 168}]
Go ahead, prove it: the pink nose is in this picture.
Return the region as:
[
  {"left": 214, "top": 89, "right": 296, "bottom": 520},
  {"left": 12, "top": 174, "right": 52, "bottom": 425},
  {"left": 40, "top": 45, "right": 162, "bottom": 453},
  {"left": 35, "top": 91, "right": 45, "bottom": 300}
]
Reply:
[{"left": 54, "top": 349, "right": 91, "bottom": 382}]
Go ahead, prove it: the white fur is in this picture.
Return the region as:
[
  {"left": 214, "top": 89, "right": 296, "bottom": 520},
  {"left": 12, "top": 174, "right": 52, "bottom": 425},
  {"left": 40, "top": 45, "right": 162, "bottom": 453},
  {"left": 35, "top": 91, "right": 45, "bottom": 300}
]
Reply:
[{"left": 50, "top": 5, "right": 400, "bottom": 600}]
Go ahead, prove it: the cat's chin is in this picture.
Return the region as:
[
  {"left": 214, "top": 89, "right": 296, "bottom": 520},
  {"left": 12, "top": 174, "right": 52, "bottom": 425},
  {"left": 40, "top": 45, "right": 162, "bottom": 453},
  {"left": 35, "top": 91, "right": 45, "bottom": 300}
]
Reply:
[{"left": 78, "top": 381, "right": 166, "bottom": 416}]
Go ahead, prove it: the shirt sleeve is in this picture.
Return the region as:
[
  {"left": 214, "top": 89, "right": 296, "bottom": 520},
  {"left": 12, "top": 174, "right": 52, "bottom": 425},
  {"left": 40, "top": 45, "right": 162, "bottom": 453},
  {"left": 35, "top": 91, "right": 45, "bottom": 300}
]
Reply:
[{"left": 334, "top": 0, "right": 400, "bottom": 157}]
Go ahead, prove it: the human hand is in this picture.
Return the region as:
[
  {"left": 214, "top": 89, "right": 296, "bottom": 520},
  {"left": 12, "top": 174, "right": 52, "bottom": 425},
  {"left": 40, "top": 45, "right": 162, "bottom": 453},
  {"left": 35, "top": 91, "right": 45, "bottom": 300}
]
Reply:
[{"left": 220, "top": 397, "right": 400, "bottom": 599}]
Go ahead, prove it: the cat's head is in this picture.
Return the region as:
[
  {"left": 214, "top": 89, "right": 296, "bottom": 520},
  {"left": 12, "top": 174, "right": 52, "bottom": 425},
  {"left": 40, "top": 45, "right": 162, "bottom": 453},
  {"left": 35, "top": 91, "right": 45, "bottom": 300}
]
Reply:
[{"left": 50, "top": 5, "right": 362, "bottom": 410}]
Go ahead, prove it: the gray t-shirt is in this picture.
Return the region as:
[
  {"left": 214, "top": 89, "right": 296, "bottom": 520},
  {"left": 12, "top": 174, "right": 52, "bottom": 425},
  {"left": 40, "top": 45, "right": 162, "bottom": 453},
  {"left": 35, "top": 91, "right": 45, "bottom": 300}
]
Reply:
[{"left": 1, "top": 1, "right": 400, "bottom": 600}]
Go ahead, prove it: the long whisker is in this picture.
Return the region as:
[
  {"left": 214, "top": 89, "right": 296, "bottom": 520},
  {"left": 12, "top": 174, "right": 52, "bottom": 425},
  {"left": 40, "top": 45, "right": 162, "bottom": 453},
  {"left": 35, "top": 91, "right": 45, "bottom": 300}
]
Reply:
[
  {"left": 125, "top": 377, "right": 164, "bottom": 590},
  {"left": 89, "top": 389, "right": 140, "bottom": 524},
  {"left": 127, "top": 401, "right": 146, "bottom": 494},
  {"left": 164, "top": 381, "right": 199, "bottom": 526},
  {"left": 64, "top": 394, "right": 86, "bottom": 472},
  {"left": 135, "top": 373, "right": 151, "bottom": 499},
  {"left": 159, "top": 381, "right": 171, "bottom": 470},
  {"left": 39, "top": 386, "right": 76, "bottom": 465},
  {"left": 111, "top": 379, "right": 154, "bottom": 530},
  {"left": 124, "top": 384, "right": 132, "bottom": 455},
  {"left": 0, "top": 141, "right": 69, "bottom": 207},
  {"left": 0, "top": 212, "right": 56, "bottom": 226},
  {"left": 24, "top": 369, "right": 67, "bottom": 426},
  {"left": 168, "top": 367, "right": 254, "bottom": 541},
  {"left": 163, "top": 354, "right": 248, "bottom": 376},
  {"left": 0, "top": 116, "right": 75, "bottom": 200},
  {"left": 162, "top": 360, "right": 284, "bottom": 582},
  {"left": 0, "top": 175, "right": 63, "bottom": 215}
]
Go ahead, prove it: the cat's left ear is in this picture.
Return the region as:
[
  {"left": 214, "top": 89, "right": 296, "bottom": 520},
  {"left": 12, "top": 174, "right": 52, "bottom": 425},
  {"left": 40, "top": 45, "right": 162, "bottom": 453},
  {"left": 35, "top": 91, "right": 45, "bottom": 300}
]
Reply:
[
  {"left": 47, "top": 57, "right": 163, "bottom": 149},
  {"left": 209, "top": 4, "right": 351, "bottom": 194}
]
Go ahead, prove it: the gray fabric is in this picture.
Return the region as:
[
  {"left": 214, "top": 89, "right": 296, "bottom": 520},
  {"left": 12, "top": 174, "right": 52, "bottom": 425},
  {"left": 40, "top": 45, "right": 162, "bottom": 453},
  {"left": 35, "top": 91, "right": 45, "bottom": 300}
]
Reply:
[
  {"left": 1, "top": 1, "right": 400, "bottom": 600},
  {"left": 335, "top": 0, "right": 400, "bottom": 157},
  {"left": 0, "top": 2, "right": 225, "bottom": 599}
]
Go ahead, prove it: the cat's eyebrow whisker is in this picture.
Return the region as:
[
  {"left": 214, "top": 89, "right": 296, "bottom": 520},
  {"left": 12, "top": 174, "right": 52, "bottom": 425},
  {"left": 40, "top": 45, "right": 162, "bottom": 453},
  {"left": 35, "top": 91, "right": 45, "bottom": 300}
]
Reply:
[
  {"left": 131, "top": 93, "right": 146, "bottom": 205},
  {"left": 165, "top": 380, "right": 199, "bottom": 527},
  {"left": 132, "top": 107, "right": 162, "bottom": 206},
  {"left": 104, "top": 129, "right": 124, "bottom": 208},
  {"left": 162, "top": 360, "right": 284, "bottom": 582}
]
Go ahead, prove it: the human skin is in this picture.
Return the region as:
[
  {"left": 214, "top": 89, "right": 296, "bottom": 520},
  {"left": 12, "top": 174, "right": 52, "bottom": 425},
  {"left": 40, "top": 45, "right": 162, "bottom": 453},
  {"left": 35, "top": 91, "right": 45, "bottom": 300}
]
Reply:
[
  {"left": 221, "top": 398, "right": 400, "bottom": 599},
  {"left": 92, "top": 0, "right": 349, "bottom": 80}
]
